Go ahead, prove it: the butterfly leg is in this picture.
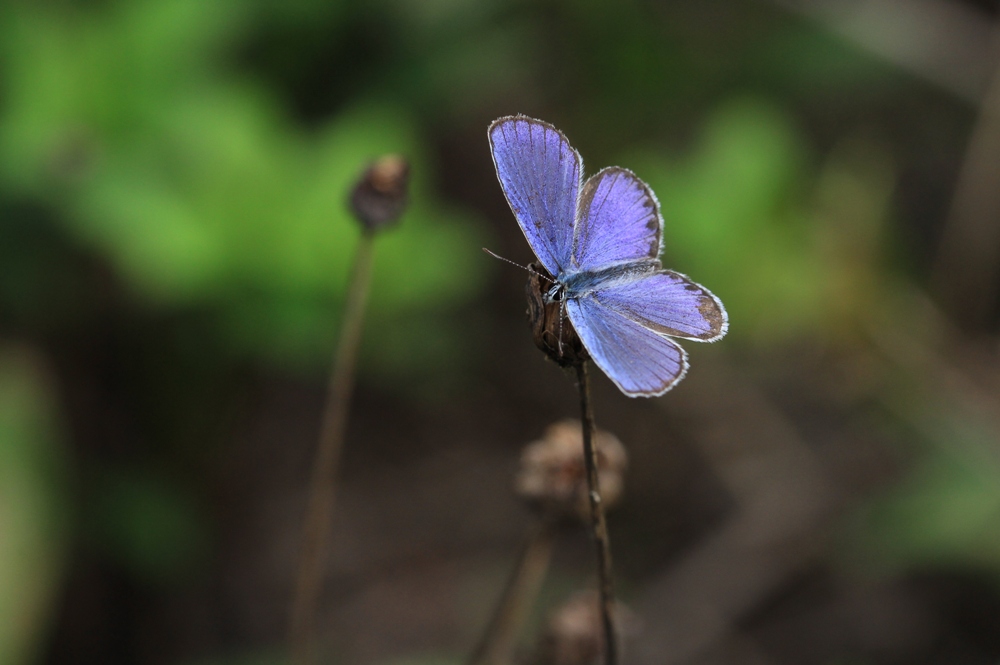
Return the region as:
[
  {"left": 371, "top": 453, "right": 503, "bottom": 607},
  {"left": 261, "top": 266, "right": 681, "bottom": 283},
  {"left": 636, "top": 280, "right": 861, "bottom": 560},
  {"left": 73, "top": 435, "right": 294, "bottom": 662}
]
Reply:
[{"left": 557, "top": 297, "right": 568, "bottom": 355}]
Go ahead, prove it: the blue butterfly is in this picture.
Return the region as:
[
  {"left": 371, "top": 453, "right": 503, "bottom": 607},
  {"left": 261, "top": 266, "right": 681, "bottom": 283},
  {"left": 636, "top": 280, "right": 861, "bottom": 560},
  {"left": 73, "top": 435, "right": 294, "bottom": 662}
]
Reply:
[{"left": 489, "top": 115, "right": 728, "bottom": 396}]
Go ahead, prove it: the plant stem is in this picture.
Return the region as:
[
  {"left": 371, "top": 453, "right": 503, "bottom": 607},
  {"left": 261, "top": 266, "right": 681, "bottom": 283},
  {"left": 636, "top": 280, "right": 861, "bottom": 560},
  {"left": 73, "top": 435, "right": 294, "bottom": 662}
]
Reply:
[
  {"left": 576, "top": 361, "right": 618, "bottom": 665},
  {"left": 467, "top": 518, "right": 556, "bottom": 665},
  {"left": 290, "top": 231, "right": 376, "bottom": 664}
]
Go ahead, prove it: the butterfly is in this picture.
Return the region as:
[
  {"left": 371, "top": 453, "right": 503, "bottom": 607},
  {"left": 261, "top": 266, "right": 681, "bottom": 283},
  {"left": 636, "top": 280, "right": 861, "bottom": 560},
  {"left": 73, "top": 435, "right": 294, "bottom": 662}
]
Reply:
[{"left": 489, "top": 115, "right": 728, "bottom": 397}]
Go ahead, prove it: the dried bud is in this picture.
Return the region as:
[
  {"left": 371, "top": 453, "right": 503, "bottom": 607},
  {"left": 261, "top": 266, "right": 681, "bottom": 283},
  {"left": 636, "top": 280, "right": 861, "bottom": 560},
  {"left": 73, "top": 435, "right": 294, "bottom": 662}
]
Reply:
[
  {"left": 515, "top": 419, "right": 627, "bottom": 521},
  {"left": 349, "top": 154, "right": 410, "bottom": 232},
  {"left": 531, "top": 591, "right": 633, "bottom": 665},
  {"left": 526, "top": 263, "right": 587, "bottom": 367}
]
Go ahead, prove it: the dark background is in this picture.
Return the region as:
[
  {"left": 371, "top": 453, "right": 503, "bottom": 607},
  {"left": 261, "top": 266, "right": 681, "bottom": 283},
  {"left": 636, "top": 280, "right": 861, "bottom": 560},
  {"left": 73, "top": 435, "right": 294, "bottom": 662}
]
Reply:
[{"left": 4, "top": 0, "right": 1000, "bottom": 663}]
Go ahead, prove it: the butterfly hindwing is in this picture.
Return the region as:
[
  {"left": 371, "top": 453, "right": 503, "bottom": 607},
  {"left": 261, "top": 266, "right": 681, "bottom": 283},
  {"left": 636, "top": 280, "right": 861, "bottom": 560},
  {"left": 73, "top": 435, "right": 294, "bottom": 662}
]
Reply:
[
  {"left": 593, "top": 270, "right": 728, "bottom": 342},
  {"left": 489, "top": 116, "right": 582, "bottom": 276},
  {"left": 566, "top": 295, "right": 689, "bottom": 397},
  {"left": 573, "top": 167, "right": 662, "bottom": 272}
]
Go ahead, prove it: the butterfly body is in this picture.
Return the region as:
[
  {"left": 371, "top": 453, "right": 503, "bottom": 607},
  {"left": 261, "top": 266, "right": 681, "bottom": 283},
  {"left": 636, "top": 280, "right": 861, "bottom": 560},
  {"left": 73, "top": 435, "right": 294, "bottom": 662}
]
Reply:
[
  {"left": 554, "top": 260, "right": 661, "bottom": 301},
  {"left": 489, "top": 115, "right": 728, "bottom": 397}
]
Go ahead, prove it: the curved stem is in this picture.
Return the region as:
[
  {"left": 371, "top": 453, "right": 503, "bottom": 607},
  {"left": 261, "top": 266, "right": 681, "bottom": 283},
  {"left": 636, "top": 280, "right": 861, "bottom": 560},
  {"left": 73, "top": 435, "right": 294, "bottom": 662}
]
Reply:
[
  {"left": 290, "top": 231, "right": 376, "bottom": 664},
  {"left": 467, "top": 519, "right": 556, "bottom": 665},
  {"left": 576, "top": 361, "right": 618, "bottom": 665}
]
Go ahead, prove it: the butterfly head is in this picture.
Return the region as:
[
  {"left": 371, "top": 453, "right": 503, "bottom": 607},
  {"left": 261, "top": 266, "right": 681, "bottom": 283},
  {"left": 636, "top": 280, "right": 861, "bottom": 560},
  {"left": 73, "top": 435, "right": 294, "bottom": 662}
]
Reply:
[
  {"left": 544, "top": 282, "right": 566, "bottom": 304},
  {"left": 526, "top": 264, "right": 587, "bottom": 368}
]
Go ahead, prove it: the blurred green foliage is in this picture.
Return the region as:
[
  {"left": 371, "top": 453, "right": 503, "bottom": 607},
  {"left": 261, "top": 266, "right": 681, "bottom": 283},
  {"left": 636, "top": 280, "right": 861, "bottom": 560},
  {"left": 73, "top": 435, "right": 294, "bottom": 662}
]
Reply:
[
  {"left": 847, "top": 396, "right": 1000, "bottom": 579},
  {"left": 2, "top": 0, "right": 999, "bottom": 662},
  {"left": 0, "top": 0, "right": 901, "bottom": 367},
  {"left": 630, "top": 99, "right": 895, "bottom": 344},
  {"left": 88, "top": 466, "right": 210, "bottom": 583},
  {"left": 0, "top": 0, "right": 488, "bottom": 372},
  {"left": 630, "top": 99, "right": 823, "bottom": 341}
]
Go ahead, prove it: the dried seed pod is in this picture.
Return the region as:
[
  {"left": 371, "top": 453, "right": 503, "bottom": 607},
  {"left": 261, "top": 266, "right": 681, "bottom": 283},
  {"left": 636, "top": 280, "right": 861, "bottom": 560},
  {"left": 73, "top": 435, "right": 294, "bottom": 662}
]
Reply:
[
  {"left": 535, "top": 591, "right": 603, "bottom": 665},
  {"left": 525, "top": 263, "right": 587, "bottom": 368},
  {"left": 515, "top": 419, "right": 627, "bottom": 521},
  {"left": 349, "top": 154, "right": 410, "bottom": 232},
  {"left": 531, "top": 591, "right": 636, "bottom": 665}
]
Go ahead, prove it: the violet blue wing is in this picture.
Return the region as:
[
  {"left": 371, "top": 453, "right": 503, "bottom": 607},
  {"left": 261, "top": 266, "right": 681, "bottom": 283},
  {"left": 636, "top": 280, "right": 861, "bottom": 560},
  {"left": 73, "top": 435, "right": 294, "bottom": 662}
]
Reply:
[
  {"left": 592, "top": 271, "right": 728, "bottom": 342},
  {"left": 573, "top": 166, "right": 662, "bottom": 271},
  {"left": 488, "top": 116, "right": 581, "bottom": 275},
  {"left": 566, "top": 295, "right": 689, "bottom": 396}
]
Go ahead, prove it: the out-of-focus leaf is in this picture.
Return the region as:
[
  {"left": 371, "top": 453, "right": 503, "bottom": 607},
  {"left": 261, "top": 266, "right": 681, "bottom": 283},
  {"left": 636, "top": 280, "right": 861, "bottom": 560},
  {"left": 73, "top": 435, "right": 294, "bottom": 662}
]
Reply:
[
  {"left": 627, "top": 99, "right": 822, "bottom": 342},
  {"left": 626, "top": 98, "right": 895, "bottom": 345},
  {"left": 845, "top": 413, "right": 1000, "bottom": 576},
  {"left": 755, "top": 23, "right": 897, "bottom": 101},
  {"left": 0, "top": 347, "right": 69, "bottom": 665},
  {"left": 0, "top": 0, "right": 489, "bottom": 376},
  {"left": 89, "top": 468, "right": 210, "bottom": 584}
]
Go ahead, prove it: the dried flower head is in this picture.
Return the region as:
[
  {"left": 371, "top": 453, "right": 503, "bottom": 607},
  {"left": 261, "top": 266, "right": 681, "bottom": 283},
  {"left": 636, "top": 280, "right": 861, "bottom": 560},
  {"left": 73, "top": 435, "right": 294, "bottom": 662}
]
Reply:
[
  {"left": 515, "top": 419, "right": 627, "bottom": 520},
  {"left": 349, "top": 154, "right": 410, "bottom": 232},
  {"left": 526, "top": 263, "right": 588, "bottom": 368},
  {"left": 531, "top": 591, "right": 635, "bottom": 665}
]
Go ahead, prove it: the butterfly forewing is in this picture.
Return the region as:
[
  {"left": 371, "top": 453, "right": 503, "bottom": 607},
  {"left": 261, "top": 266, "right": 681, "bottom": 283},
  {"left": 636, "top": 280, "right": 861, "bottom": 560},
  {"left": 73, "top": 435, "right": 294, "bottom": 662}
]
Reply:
[
  {"left": 573, "top": 167, "right": 662, "bottom": 272},
  {"left": 593, "top": 271, "right": 728, "bottom": 342},
  {"left": 566, "top": 296, "right": 689, "bottom": 396},
  {"left": 489, "top": 116, "right": 582, "bottom": 276}
]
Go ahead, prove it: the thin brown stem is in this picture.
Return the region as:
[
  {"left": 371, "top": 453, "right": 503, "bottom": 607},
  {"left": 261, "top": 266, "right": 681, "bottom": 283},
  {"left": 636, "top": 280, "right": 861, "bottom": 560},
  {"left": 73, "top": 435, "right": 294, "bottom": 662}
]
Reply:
[
  {"left": 931, "top": 32, "right": 1000, "bottom": 329},
  {"left": 576, "top": 361, "right": 618, "bottom": 665},
  {"left": 290, "top": 231, "right": 377, "bottom": 664},
  {"left": 467, "top": 519, "right": 556, "bottom": 665}
]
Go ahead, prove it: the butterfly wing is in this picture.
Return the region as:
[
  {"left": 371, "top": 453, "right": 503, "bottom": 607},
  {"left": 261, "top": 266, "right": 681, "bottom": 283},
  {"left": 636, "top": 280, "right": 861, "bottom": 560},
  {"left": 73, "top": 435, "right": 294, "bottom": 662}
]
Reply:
[
  {"left": 567, "top": 295, "right": 689, "bottom": 397},
  {"left": 572, "top": 167, "right": 662, "bottom": 272},
  {"left": 593, "top": 270, "right": 728, "bottom": 342},
  {"left": 489, "top": 116, "right": 582, "bottom": 276}
]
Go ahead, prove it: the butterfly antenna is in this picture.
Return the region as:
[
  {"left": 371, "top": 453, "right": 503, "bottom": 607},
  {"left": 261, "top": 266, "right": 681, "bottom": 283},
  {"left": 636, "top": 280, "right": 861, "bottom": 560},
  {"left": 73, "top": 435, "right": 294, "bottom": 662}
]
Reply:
[{"left": 482, "top": 248, "right": 556, "bottom": 284}]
